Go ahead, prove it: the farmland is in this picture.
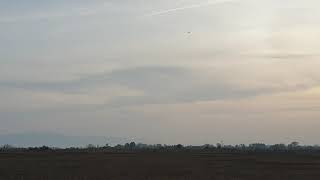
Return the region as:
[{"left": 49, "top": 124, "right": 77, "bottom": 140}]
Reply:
[{"left": 1, "top": 152, "right": 320, "bottom": 180}]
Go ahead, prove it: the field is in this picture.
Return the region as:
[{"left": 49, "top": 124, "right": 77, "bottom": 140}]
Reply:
[{"left": 1, "top": 152, "right": 320, "bottom": 180}]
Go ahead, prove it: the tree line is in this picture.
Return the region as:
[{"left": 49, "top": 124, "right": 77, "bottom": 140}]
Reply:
[{"left": 1, "top": 141, "right": 320, "bottom": 153}]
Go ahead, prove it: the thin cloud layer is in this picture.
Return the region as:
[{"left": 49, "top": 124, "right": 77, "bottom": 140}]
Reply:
[
  {"left": 1, "top": 0, "right": 320, "bottom": 144},
  {"left": 1, "top": 65, "right": 319, "bottom": 111}
]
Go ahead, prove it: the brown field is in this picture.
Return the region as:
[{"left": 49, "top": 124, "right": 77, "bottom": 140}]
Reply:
[{"left": 1, "top": 152, "right": 320, "bottom": 180}]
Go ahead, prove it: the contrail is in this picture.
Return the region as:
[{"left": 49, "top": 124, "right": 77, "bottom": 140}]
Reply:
[{"left": 145, "top": 0, "right": 238, "bottom": 17}]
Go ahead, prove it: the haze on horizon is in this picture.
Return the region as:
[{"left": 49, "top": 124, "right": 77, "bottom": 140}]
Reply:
[{"left": 1, "top": 0, "right": 320, "bottom": 145}]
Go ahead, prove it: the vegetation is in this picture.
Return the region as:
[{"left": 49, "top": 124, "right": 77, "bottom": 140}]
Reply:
[
  {"left": 2, "top": 142, "right": 320, "bottom": 180},
  {"left": 1, "top": 141, "right": 320, "bottom": 153}
]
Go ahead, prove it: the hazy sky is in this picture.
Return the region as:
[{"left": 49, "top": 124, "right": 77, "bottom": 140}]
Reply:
[{"left": 1, "top": 0, "right": 320, "bottom": 145}]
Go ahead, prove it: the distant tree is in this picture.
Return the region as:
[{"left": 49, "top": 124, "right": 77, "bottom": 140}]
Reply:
[
  {"left": 236, "top": 144, "right": 246, "bottom": 150},
  {"left": 86, "top": 144, "right": 96, "bottom": 149},
  {"left": 114, "top": 144, "right": 123, "bottom": 149},
  {"left": 124, "top": 142, "right": 136, "bottom": 150},
  {"left": 249, "top": 143, "right": 267, "bottom": 151},
  {"left": 288, "top": 142, "right": 300, "bottom": 150},
  {"left": 203, "top": 144, "right": 211, "bottom": 149},
  {"left": 270, "top": 144, "right": 287, "bottom": 151},
  {"left": 136, "top": 143, "right": 148, "bottom": 149},
  {"left": 104, "top": 143, "right": 110, "bottom": 148},
  {"left": 1, "top": 144, "right": 14, "bottom": 150},
  {"left": 289, "top": 141, "right": 299, "bottom": 147},
  {"left": 40, "top": 146, "right": 50, "bottom": 151},
  {"left": 175, "top": 144, "right": 183, "bottom": 149},
  {"left": 129, "top": 142, "right": 136, "bottom": 149},
  {"left": 216, "top": 143, "right": 222, "bottom": 149}
]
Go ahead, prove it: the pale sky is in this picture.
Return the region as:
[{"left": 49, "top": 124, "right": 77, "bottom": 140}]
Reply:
[{"left": 1, "top": 0, "right": 320, "bottom": 145}]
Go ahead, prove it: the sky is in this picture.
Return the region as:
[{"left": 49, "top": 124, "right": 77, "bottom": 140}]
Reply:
[{"left": 1, "top": 0, "right": 320, "bottom": 145}]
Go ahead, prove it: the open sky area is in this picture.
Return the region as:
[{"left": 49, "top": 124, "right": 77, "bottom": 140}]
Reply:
[{"left": 1, "top": 0, "right": 320, "bottom": 145}]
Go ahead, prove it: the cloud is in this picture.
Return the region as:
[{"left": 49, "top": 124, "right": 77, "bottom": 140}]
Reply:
[
  {"left": 243, "top": 52, "right": 318, "bottom": 60},
  {"left": 144, "top": 0, "right": 239, "bottom": 17},
  {"left": 2, "top": 65, "right": 315, "bottom": 112},
  {"left": 0, "top": 66, "right": 251, "bottom": 112}
]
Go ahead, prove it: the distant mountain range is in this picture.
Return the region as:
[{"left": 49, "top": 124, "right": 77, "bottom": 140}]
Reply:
[{"left": 0, "top": 132, "right": 131, "bottom": 148}]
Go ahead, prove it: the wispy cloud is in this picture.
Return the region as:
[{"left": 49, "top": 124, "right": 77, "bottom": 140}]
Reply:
[
  {"left": 243, "top": 52, "right": 319, "bottom": 60},
  {"left": 144, "top": 0, "right": 238, "bottom": 17}
]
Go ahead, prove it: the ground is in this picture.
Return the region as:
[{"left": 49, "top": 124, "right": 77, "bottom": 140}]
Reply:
[{"left": 1, "top": 152, "right": 320, "bottom": 180}]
